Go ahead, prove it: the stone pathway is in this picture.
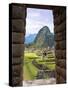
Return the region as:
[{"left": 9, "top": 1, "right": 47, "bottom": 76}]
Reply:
[{"left": 23, "top": 78, "right": 56, "bottom": 86}]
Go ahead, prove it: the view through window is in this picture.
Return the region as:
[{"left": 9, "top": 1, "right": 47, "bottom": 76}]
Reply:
[{"left": 23, "top": 8, "right": 56, "bottom": 86}]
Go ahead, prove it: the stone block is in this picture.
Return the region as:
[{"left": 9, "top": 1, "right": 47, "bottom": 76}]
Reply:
[
  {"left": 12, "top": 44, "right": 24, "bottom": 57},
  {"left": 12, "top": 19, "right": 25, "bottom": 32},
  {"left": 12, "top": 32, "right": 25, "bottom": 44},
  {"left": 12, "top": 5, "right": 26, "bottom": 19}
]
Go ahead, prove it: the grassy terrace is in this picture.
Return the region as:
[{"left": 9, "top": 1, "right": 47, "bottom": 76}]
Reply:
[
  {"left": 23, "top": 52, "right": 38, "bottom": 80},
  {"left": 23, "top": 51, "right": 56, "bottom": 80}
]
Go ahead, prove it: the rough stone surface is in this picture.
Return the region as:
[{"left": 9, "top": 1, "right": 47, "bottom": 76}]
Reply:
[
  {"left": 12, "top": 32, "right": 25, "bottom": 43},
  {"left": 12, "top": 19, "right": 25, "bottom": 32},
  {"left": 12, "top": 5, "right": 26, "bottom": 19},
  {"left": 12, "top": 57, "right": 22, "bottom": 65},
  {"left": 12, "top": 44, "right": 24, "bottom": 57}
]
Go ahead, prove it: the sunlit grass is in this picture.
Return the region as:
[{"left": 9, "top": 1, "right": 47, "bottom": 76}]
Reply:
[
  {"left": 23, "top": 51, "right": 56, "bottom": 80},
  {"left": 46, "top": 64, "right": 55, "bottom": 70},
  {"left": 24, "top": 52, "right": 39, "bottom": 60}
]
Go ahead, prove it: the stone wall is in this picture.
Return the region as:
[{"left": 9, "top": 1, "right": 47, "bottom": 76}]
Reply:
[
  {"left": 9, "top": 4, "right": 26, "bottom": 86},
  {"left": 53, "top": 7, "right": 66, "bottom": 83}
]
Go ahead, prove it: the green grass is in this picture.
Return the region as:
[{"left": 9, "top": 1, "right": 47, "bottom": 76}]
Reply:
[
  {"left": 36, "top": 60, "right": 55, "bottom": 70},
  {"left": 23, "top": 52, "right": 39, "bottom": 80},
  {"left": 23, "top": 62, "right": 38, "bottom": 80},
  {"left": 24, "top": 52, "right": 39, "bottom": 60},
  {"left": 23, "top": 51, "right": 56, "bottom": 80},
  {"left": 45, "top": 64, "right": 55, "bottom": 70}
]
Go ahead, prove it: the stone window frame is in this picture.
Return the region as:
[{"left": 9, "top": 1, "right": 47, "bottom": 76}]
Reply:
[{"left": 9, "top": 3, "right": 66, "bottom": 87}]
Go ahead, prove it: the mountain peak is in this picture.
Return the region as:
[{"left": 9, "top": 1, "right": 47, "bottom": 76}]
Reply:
[
  {"left": 34, "top": 26, "right": 54, "bottom": 48},
  {"left": 39, "top": 26, "right": 50, "bottom": 34},
  {"left": 42, "top": 26, "right": 50, "bottom": 30}
]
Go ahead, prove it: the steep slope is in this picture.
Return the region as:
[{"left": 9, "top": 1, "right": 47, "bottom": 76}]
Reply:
[{"left": 34, "top": 26, "right": 54, "bottom": 48}]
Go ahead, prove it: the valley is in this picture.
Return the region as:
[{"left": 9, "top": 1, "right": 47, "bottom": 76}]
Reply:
[
  {"left": 23, "top": 48, "right": 55, "bottom": 80},
  {"left": 23, "top": 26, "right": 55, "bottom": 81}
]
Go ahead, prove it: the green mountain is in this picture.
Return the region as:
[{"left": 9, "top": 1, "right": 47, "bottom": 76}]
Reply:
[{"left": 34, "top": 26, "right": 54, "bottom": 48}]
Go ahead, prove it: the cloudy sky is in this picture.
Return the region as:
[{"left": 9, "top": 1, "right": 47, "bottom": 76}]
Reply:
[{"left": 26, "top": 8, "right": 54, "bottom": 36}]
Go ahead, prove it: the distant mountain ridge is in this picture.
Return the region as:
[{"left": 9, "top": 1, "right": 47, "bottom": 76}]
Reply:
[{"left": 25, "top": 34, "right": 36, "bottom": 44}]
